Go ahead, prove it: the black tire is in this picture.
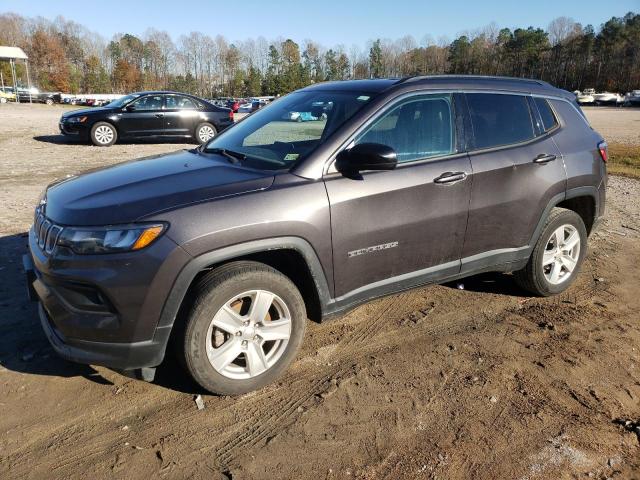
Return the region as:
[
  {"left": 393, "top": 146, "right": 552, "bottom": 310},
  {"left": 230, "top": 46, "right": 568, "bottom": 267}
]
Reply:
[
  {"left": 90, "top": 121, "right": 117, "bottom": 147},
  {"left": 181, "top": 261, "right": 307, "bottom": 395},
  {"left": 195, "top": 122, "right": 217, "bottom": 144},
  {"left": 514, "top": 207, "right": 587, "bottom": 296},
  {"left": 45, "top": 98, "right": 54, "bottom": 106}
]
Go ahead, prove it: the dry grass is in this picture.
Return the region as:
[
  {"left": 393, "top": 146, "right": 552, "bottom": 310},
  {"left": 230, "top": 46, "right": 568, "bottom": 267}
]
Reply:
[{"left": 607, "top": 143, "right": 640, "bottom": 179}]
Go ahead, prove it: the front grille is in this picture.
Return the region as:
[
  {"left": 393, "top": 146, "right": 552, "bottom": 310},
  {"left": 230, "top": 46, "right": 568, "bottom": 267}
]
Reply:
[{"left": 34, "top": 209, "right": 62, "bottom": 254}]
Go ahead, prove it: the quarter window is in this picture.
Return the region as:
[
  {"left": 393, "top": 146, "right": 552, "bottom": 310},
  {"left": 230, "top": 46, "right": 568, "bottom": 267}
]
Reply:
[
  {"left": 354, "top": 94, "right": 454, "bottom": 163},
  {"left": 466, "top": 93, "right": 535, "bottom": 149},
  {"left": 533, "top": 97, "right": 558, "bottom": 132}
]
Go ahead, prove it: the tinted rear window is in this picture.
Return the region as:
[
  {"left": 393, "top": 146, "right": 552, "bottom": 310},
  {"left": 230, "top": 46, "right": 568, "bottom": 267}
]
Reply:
[
  {"left": 467, "top": 93, "right": 535, "bottom": 149},
  {"left": 534, "top": 97, "right": 558, "bottom": 131}
]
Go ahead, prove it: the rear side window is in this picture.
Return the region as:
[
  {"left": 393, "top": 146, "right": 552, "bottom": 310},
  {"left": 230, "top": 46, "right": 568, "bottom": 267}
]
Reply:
[
  {"left": 166, "top": 95, "right": 197, "bottom": 109},
  {"left": 355, "top": 94, "right": 454, "bottom": 163},
  {"left": 533, "top": 97, "right": 558, "bottom": 132},
  {"left": 131, "top": 95, "right": 164, "bottom": 111},
  {"left": 466, "top": 93, "right": 535, "bottom": 149}
]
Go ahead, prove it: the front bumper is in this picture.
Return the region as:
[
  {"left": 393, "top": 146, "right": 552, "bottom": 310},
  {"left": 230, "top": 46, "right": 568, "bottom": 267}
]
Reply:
[
  {"left": 59, "top": 120, "right": 89, "bottom": 138},
  {"left": 24, "top": 226, "right": 191, "bottom": 369},
  {"left": 37, "top": 301, "right": 170, "bottom": 369}
]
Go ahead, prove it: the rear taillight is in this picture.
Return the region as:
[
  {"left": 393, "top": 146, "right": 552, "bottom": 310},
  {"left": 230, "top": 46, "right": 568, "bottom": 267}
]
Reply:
[
  {"left": 229, "top": 110, "right": 234, "bottom": 121},
  {"left": 598, "top": 141, "right": 608, "bottom": 163}
]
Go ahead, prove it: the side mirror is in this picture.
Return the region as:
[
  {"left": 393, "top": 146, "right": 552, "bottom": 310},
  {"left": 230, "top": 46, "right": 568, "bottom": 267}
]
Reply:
[
  {"left": 335, "top": 143, "right": 398, "bottom": 175},
  {"left": 125, "top": 104, "right": 136, "bottom": 112}
]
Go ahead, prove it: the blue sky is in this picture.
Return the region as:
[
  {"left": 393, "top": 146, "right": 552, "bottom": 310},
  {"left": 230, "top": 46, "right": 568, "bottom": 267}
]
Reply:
[{"left": 1, "top": 0, "right": 638, "bottom": 46}]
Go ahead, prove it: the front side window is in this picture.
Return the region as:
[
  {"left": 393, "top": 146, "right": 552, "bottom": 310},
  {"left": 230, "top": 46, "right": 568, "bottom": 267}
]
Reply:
[
  {"left": 108, "top": 93, "right": 141, "bottom": 108},
  {"left": 203, "top": 90, "right": 375, "bottom": 170},
  {"left": 467, "top": 93, "right": 535, "bottom": 150},
  {"left": 131, "top": 95, "right": 164, "bottom": 111},
  {"left": 354, "top": 94, "right": 454, "bottom": 163},
  {"left": 166, "top": 95, "right": 197, "bottom": 110},
  {"left": 533, "top": 97, "right": 558, "bottom": 132}
]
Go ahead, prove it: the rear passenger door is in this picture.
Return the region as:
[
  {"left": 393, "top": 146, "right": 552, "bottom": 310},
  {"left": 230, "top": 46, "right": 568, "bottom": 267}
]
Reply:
[
  {"left": 164, "top": 94, "right": 200, "bottom": 136},
  {"left": 460, "top": 93, "right": 565, "bottom": 271},
  {"left": 325, "top": 93, "right": 472, "bottom": 298}
]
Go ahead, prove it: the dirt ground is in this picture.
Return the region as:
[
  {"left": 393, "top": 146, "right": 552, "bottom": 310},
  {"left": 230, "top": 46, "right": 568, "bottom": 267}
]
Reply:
[
  {"left": 0, "top": 104, "right": 639, "bottom": 479},
  {"left": 581, "top": 106, "right": 640, "bottom": 146}
]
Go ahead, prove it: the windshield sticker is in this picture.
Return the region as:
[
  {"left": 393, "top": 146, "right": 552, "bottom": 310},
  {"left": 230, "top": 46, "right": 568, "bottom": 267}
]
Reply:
[
  {"left": 284, "top": 153, "right": 299, "bottom": 161},
  {"left": 357, "top": 95, "right": 370, "bottom": 101}
]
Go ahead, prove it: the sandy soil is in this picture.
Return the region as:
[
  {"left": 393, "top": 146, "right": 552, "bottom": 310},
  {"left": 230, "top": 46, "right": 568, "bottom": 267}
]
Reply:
[
  {"left": 0, "top": 104, "right": 639, "bottom": 479},
  {"left": 582, "top": 106, "right": 640, "bottom": 146}
]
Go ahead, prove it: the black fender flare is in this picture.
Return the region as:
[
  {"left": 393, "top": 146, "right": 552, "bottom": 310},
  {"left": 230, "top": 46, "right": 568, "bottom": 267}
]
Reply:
[
  {"left": 528, "top": 186, "right": 599, "bottom": 250},
  {"left": 155, "top": 236, "right": 332, "bottom": 331}
]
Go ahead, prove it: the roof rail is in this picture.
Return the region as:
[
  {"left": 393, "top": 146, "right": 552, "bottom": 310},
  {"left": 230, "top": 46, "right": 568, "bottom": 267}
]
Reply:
[{"left": 397, "top": 74, "right": 551, "bottom": 87}]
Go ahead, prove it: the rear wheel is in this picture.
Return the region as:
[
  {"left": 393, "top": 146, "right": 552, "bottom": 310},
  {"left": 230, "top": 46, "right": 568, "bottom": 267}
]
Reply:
[
  {"left": 195, "top": 122, "right": 217, "bottom": 144},
  {"left": 90, "top": 122, "right": 117, "bottom": 147},
  {"left": 45, "top": 98, "right": 54, "bottom": 106},
  {"left": 514, "top": 207, "right": 587, "bottom": 296},
  {"left": 181, "top": 261, "right": 307, "bottom": 395}
]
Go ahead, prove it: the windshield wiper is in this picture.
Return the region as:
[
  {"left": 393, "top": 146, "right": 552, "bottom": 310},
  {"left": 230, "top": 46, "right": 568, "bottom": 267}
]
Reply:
[{"left": 203, "top": 147, "right": 246, "bottom": 165}]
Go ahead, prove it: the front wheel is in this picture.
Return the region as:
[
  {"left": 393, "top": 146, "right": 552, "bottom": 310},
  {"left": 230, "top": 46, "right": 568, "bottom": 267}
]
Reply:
[
  {"left": 181, "top": 261, "right": 307, "bottom": 395},
  {"left": 90, "top": 122, "right": 117, "bottom": 147},
  {"left": 45, "top": 98, "right": 54, "bottom": 106},
  {"left": 514, "top": 207, "right": 587, "bottom": 296},
  {"left": 195, "top": 122, "right": 217, "bottom": 144}
]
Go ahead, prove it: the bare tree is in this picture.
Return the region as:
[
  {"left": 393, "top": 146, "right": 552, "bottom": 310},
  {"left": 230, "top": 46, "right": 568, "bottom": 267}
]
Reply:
[{"left": 548, "top": 16, "right": 578, "bottom": 46}]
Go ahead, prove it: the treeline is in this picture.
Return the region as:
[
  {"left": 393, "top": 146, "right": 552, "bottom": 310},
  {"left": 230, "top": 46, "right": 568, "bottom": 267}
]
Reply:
[{"left": 0, "top": 11, "right": 638, "bottom": 97}]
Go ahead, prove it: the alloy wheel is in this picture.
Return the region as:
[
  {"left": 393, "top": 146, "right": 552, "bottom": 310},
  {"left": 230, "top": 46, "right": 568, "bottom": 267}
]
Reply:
[
  {"left": 205, "top": 290, "right": 292, "bottom": 379},
  {"left": 199, "top": 125, "right": 215, "bottom": 142},
  {"left": 542, "top": 224, "right": 581, "bottom": 285},
  {"left": 94, "top": 125, "right": 114, "bottom": 144}
]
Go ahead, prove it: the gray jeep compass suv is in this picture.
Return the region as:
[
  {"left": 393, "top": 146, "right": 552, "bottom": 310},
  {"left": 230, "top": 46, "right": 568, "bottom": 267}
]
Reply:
[{"left": 24, "top": 76, "right": 607, "bottom": 395}]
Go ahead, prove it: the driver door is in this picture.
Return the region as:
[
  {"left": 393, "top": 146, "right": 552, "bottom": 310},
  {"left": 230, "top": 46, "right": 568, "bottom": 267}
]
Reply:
[{"left": 119, "top": 94, "right": 165, "bottom": 137}]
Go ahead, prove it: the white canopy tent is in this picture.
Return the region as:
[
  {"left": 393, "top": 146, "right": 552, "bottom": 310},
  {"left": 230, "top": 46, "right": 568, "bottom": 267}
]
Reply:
[{"left": 0, "top": 46, "right": 32, "bottom": 103}]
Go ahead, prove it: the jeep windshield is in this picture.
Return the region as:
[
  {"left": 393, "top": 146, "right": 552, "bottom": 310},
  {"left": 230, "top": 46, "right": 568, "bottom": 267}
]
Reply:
[{"left": 202, "top": 90, "right": 375, "bottom": 170}]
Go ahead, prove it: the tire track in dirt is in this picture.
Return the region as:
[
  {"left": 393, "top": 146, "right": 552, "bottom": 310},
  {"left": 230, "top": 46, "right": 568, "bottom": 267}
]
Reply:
[
  {"left": 213, "top": 368, "right": 351, "bottom": 466},
  {"left": 371, "top": 365, "right": 462, "bottom": 479},
  {"left": 184, "top": 292, "right": 457, "bottom": 470},
  {"left": 209, "top": 293, "right": 487, "bottom": 471},
  {"left": 202, "top": 295, "right": 412, "bottom": 468},
  {"left": 346, "top": 294, "right": 408, "bottom": 346}
]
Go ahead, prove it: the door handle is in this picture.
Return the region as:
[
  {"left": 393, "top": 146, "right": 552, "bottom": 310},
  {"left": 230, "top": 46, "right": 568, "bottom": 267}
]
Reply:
[
  {"left": 434, "top": 172, "right": 467, "bottom": 184},
  {"left": 155, "top": 113, "right": 164, "bottom": 118},
  {"left": 533, "top": 153, "right": 556, "bottom": 164}
]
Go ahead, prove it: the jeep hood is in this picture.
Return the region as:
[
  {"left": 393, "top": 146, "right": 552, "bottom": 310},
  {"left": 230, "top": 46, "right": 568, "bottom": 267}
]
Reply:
[{"left": 44, "top": 150, "right": 275, "bottom": 225}]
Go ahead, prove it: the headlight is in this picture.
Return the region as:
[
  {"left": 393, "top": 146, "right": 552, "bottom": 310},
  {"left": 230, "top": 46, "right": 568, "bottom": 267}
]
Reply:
[
  {"left": 36, "top": 187, "right": 47, "bottom": 207},
  {"left": 67, "top": 116, "right": 88, "bottom": 123},
  {"left": 57, "top": 223, "right": 166, "bottom": 254},
  {"left": 35, "top": 188, "right": 47, "bottom": 221}
]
